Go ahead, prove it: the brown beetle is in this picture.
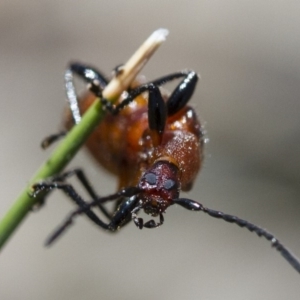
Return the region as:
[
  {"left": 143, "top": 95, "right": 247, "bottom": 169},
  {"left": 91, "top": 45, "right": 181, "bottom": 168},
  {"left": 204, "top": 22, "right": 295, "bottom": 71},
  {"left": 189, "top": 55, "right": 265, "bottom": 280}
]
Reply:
[{"left": 33, "top": 62, "right": 300, "bottom": 275}]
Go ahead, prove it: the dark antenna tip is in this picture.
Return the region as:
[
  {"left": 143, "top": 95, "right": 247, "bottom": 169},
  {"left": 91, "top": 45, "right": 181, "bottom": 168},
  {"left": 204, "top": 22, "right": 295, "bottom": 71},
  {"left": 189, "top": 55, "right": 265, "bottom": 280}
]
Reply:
[{"left": 174, "top": 197, "right": 300, "bottom": 274}]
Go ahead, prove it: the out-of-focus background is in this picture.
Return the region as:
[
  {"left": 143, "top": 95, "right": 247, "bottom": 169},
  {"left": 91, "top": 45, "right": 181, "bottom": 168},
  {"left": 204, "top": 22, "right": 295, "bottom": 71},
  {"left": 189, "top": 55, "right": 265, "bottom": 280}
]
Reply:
[{"left": 1, "top": 1, "right": 300, "bottom": 299}]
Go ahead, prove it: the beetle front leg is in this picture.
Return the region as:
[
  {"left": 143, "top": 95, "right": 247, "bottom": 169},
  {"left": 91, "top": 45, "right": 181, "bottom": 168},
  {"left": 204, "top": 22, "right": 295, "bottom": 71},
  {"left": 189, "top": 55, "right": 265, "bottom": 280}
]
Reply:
[
  {"left": 32, "top": 181, "right": 110, "bottom": 231},
  {"left": 108, "top": 196, "right": 141, "bottom": 231},
  {"left": 42, "top": 187, "right": 141, "bottom": 245}
]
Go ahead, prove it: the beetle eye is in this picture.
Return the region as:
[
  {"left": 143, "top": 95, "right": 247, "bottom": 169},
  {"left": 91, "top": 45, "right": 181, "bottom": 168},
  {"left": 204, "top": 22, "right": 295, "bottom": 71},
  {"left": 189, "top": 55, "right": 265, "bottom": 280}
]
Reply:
[
  {"left": 145, "top": 173, "right": 157, "bottom": 185},
  {"left": 163, "top": 179, "right": 176, "bottom": 190}
]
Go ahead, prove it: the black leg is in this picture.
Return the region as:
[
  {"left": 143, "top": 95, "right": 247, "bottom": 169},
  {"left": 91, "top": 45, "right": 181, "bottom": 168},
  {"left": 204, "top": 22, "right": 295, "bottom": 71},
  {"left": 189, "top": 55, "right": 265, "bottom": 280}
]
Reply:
[
  {"left": 69, "top": 62, "right": 108, "bottom": 86},
  {"left": 166, "top": 71, "right": 198, "bottom": 116},
  {"left": 173, "top": 198, "right": 300, "bottom": 274},
  {"left": 52, "top": 168, "right": 112, "bottom": 220},
  {"left": 147, "top": 84, "right": 167, "bottom": 146},
  {"left": 88, "top": 71, "right": 197, "bottom": 147},
  {"left": 41, "top": 131, "right": 67, "bottom": 149},
  {"left": 66, "top": 62, "right": 109, "bottom": 124},
  {"left": 41, "top": 186, "right": 141, "bottom": 246},
  {"left": 42, "top": 69, "right": 198, "bottom": 148},
  {"left": 123, "top": 71, "right": 199, "bottom": 115},
  {"left": 88, "top": 70, "right": 198, "bottom": 116},
  {"left": 40, "top": 62, "right": 110, "bottom": 148},
  {"left": 32, "top": 182, "right": 110, "bottom": 228}
]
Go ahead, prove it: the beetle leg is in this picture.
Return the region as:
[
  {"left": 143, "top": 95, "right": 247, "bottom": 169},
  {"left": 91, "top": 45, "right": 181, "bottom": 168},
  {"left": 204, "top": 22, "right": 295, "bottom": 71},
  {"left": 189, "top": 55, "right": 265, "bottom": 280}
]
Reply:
[
  {"left": 91, "top": 72, "right": 198, "bottom": 146},
  {"left": 108, "top": 195, "right": 141, "bottom": 231},
  {"left": 32, "top": 181, "right": 110, "bottom": 231},
  {"left": 141, "top": 70, "right": 199, "bottom": 116},
  {"left": 87, "top": 70, "right": 198, "bottom": 118},
  {"left": 42, "top": 70, "right": 198, "bottom": 149},
  {"left": 165, "top": 71, "right": 198, "bottom": 116},
  {"left": 69, "top": 62, "right": 108, "bottom": 87},
  {"left": 41, "top": 131, "right": 67, "bottom": 149},
  {"left": 147, "top": 84, "right": 167, "bottom": 146},
  {"left": 114, "top": 71, "right": 198, "bottom": 115},
  {"left": 32, "top": 183, "right": 141, "bottom": 245},
  {"left": 66, "top": 62, "right": 108, "bottom": 124},
  {"left": 40, "top": 63, "right": 109, "bottom": 148},
  {"left": 53, "top": 169, "right": 112, "bottom": 220}
]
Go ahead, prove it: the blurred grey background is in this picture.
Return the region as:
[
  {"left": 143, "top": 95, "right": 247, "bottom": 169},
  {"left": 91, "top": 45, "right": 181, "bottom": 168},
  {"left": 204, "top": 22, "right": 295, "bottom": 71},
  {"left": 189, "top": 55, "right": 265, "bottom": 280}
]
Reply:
[{"left": 1, "top": 1, "right": 300, "bottom": 299}]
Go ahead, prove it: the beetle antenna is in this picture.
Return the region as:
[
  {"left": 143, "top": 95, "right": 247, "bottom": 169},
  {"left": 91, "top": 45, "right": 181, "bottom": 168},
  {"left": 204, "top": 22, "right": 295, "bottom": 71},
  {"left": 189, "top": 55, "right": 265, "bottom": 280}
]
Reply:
[{"left": 173, "top": 198, "right": 300, "bottom": 274}]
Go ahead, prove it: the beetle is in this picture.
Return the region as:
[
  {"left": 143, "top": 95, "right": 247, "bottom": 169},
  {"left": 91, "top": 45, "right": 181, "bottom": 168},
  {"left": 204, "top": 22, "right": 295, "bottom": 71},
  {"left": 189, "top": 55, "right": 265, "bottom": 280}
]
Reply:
[{"left": 33, "top": 62, "right": 300, "bottom": 274}]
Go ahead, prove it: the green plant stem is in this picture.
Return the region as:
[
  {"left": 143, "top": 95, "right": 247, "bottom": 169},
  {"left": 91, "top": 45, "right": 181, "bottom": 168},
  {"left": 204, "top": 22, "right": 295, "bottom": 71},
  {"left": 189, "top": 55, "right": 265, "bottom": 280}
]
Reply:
[{"left": 0, "top": 99, "right": 106, "bottom": 249}]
